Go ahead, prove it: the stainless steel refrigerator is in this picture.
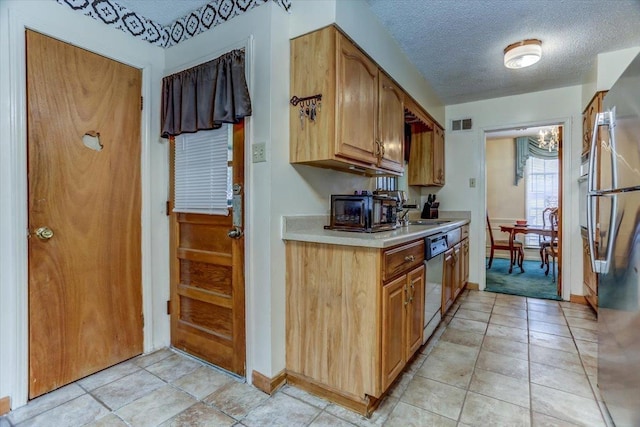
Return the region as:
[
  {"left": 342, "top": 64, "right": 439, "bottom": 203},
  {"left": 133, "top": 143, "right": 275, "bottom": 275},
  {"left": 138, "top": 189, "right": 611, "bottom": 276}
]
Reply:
[{"left": 587, "top": 52, "right": 640, "bottom": 426}]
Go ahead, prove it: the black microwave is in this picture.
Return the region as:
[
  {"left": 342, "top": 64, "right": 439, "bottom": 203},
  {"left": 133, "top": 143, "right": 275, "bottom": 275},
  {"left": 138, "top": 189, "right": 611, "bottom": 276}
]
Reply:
[{"left": 328, "top": 194, "right": 398, "bottom": 232}]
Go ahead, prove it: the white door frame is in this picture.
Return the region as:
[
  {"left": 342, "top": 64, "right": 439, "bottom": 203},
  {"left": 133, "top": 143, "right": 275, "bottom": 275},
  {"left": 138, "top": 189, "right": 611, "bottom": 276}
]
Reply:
[{"left": 478, "top": 116, "right": 574, "bottom": 301}]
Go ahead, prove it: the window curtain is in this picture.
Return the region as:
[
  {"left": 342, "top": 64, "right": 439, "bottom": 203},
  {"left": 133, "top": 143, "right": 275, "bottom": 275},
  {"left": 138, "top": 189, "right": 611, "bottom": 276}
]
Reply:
[
  {"left": 514, "top": 136, "right": 558, "bottom": 185},
  {"left": 161, "top": 49, "right": 251, "bottom": 138}
]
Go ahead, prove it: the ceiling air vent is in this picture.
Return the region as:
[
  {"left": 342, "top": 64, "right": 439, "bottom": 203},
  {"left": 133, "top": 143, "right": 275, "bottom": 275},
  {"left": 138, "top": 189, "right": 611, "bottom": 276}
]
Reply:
[{"left": 451, "top": 118, "right": 473, "bottom": 132}]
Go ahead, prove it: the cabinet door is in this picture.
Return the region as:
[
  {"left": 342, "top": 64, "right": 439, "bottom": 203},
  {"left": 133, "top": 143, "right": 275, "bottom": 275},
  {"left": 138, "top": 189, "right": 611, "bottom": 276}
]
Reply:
[
  {"left": 442, "top": 248, "right": 455, "bottom": 314},
  {"left": 378, "top": 73, "right": 404, "bottom": 173},
  {"left": 433, "top": 125, "right": 445, "bottom": 185},
  {"left": 582, "top": 92, "right": 606, "bottom": 158},
  {"left": 381, "top": 275, "right": 407, "bottom": 390},
  {"left": 406, "top": 265, "right": 425, "bottom": 358},
  {"left": 460, "top": 238, "right": 469, "bottom": 289},
  {"left": 336, "top": 34, "right": 378, "bottom": 165},
  {"left": 452, "top": 243, "right": 462, "bottom": 300}
]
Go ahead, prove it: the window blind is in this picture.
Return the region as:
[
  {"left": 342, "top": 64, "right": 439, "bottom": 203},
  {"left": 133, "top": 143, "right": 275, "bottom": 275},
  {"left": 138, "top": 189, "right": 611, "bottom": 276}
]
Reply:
[{"left": 174, "top": 127, "right": 230, "bottom": 215}]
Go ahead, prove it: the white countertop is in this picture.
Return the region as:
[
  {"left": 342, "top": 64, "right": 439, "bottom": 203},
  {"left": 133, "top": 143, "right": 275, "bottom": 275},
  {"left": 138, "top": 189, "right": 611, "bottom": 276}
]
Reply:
[{"left": 282, "top": 215, "right": 470, "bottom": 248}]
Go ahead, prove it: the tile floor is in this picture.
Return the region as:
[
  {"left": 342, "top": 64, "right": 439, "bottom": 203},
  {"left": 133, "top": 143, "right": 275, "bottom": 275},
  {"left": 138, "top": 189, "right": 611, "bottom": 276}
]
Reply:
[{"left": 1, "top": 290, "right": 614, "bottom": 427}]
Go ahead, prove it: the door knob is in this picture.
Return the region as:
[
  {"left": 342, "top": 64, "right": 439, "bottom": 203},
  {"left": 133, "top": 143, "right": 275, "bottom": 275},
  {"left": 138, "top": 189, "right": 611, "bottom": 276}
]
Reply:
[
  {"left": 35, "top": 226, "right": 54, "bottom": 240},
  {"left": 227, "top": 226, "right": 244, "bottom": 239}
]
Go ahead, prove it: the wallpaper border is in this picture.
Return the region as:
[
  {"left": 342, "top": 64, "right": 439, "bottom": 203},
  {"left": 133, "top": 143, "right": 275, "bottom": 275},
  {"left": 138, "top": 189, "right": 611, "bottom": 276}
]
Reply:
[{"left": 55, "top": 0, "right": 292, "bottom": 48}]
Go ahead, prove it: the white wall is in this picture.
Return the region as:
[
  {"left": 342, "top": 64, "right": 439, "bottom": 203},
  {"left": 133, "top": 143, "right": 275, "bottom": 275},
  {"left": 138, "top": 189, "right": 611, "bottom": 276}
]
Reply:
[
  {"left": 596, "top": 47, "right": 640, "bottom": 92},
  {"left": 442, "top": 85, "right": 582, "bottom": 300},
  {"left": 0, "top": 0, "right": 167, "bottom": 408}
]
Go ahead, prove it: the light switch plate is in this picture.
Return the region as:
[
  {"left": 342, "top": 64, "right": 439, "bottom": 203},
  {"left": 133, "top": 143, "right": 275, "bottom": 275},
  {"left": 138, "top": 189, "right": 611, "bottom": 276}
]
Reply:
[
  {"left": 469, "top": 178, "right": 476, "bottom": 188},
  {"left": 252, "top": 142, "right": 266, "bottom": 163}
]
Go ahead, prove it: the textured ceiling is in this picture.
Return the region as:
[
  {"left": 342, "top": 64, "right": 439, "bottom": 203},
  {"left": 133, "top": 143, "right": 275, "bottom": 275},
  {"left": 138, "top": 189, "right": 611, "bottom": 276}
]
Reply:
[
  {"left": 366, "top": 0, "right": 640, "bottom": 105},
  {"left": 115, "top": 0, "right": 640, "bottom": 105}
]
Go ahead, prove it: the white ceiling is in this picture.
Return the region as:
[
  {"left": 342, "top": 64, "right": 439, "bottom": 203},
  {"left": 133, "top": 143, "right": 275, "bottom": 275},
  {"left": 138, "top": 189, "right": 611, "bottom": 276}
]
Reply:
[{"left": 115, "top": 0, "right": 640, "bottom": 105}]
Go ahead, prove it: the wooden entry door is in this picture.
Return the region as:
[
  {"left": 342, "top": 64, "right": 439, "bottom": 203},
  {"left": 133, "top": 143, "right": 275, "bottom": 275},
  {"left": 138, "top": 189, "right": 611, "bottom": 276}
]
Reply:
[
  {"left": 26, "top": 30, "right": 143, "bottom": 398},
  {"left": 169, "top": 123, "right": 246, "bottom": 376}
]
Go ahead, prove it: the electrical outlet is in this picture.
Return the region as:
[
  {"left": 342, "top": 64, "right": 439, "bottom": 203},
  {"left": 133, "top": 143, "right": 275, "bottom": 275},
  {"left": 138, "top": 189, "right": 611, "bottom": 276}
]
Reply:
[
  {"left": 469, "top": 178, "right": 476, "bottom": 188},
  {"left": 252, "top": 142, "right": 266, "bottom": 163}
]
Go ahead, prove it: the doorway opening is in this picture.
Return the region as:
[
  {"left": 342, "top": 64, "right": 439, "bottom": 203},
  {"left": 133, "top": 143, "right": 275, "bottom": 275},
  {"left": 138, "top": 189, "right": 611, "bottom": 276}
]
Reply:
[{"left": 485, "top": 125, "right": 563, "bottom": 300}]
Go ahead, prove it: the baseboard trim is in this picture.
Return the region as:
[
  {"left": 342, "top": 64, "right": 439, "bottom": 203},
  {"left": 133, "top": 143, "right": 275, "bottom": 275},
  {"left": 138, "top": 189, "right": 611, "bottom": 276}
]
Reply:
[
  {"left": 0, "top": 396, "right": 10, "bottom": 415},
  {"left": 466, "top": 282, "right": 479, "bottom": 291},
  {"left": 286, "top": 371, "right": 379, "bottom": 416},
  {"left": 251, "top": 369, "right": 287, "bottom": 395},
  {"left": 570, "top": 294, "right": 588, "bottom": 305}
]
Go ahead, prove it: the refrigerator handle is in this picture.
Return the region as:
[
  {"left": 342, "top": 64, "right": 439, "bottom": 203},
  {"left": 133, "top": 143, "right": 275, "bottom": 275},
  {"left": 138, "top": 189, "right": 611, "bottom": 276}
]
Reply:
[
  {"left": 587, "top": 193, "right": 598, "bottom": 272},
  {"left": 588, "top": 193, "right": 617, "bottom": 274},
  {"left": 607, "top": 108, "right": 618, "bottom": 190},
  {"left": 587, "top": 112, "right": 600, "bottom": 193},
  {"left": 587, "top": 110, "right": 603, "bottom": 271},
  {"left": 598, "top": 194, "right": 618, "bottom": 275}
]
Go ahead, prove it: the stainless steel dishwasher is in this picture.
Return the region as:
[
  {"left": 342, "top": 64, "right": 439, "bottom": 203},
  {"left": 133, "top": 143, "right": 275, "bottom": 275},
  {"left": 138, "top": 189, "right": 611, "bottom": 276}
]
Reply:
[{"left": 423, "top": 233, "right": 448, "bottom": 343}]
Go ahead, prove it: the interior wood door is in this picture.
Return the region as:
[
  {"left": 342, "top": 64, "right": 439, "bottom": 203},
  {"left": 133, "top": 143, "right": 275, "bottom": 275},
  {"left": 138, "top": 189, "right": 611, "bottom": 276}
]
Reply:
[
  {"left": 27, "top": 30, "right": 143, "bottom": 398},
  {"left": 169, "top": 122, "right": 246, "bottom": 376}
]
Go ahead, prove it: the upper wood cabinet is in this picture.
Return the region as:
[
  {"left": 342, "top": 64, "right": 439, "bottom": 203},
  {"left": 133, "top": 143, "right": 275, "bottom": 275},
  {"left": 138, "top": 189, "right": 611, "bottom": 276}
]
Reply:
[
  {"left": 405, "top": 97, "right": 445, "bottom": 187},
  {"left": 582, "top": 91, "right": 607, "bottom": 158},
  {"left": 290, "top": 26, "right": 404, "bottom": 175}
]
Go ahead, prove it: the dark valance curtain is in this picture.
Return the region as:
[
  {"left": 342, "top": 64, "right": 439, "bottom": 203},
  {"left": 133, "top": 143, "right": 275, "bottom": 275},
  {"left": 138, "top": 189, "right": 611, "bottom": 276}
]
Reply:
[
  {"left": 514, "top": 136, "right": 558, "bottom": 185},
  {"left": 161, "top": 49, "right": 252, "bottom": 138}
]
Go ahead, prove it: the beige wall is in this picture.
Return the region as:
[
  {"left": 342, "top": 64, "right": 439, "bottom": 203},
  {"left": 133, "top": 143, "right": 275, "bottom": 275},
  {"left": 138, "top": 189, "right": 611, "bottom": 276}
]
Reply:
[{"left": 486, "top": 137, "right": 525, "bottom": 221}]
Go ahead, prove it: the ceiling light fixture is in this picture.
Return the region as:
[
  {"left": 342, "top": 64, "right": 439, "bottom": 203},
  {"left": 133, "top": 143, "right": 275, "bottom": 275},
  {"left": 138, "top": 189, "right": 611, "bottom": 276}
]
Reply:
[
  {"left": 538, "top": 126, "right": 559, "bottom": 151},
  {"left": 504, "top": 39, "right": 542, "bottom": 69}
]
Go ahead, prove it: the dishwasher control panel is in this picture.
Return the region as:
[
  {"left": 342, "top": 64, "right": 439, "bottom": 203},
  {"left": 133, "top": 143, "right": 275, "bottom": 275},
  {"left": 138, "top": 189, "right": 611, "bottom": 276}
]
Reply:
[{"left": 425, "top": 233, "right": 448, "bottom": 259}]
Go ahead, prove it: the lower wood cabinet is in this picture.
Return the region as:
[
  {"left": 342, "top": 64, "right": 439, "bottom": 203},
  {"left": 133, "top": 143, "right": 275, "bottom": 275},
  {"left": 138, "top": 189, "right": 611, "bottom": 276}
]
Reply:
[
  {"left": 285, "top": 226, "right": 469, "bottom": 415},
  {"left": 285, "top": 239, "right": 424, "bottom": 415}
]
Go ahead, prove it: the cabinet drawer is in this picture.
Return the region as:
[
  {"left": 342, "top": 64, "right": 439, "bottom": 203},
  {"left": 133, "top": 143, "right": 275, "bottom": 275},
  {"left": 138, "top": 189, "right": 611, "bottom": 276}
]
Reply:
[
  {"left": 383, "top": 240, "right": 424, "bottom": 282},
  {"left": 446, "top": 227, "right": 461, "bottom": 247}
]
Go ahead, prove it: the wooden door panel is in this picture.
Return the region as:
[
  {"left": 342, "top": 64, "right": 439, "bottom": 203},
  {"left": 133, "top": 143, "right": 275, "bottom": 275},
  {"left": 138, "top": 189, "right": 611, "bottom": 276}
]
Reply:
[
  {"left": 27, "top": 30, "right": 142, "bottom": 398},
  {"left": 170, "top": 122, "right": 246, "bottom": 376},
  {"left": 180, "top": 260, "right": 232, "bottom": 295}
]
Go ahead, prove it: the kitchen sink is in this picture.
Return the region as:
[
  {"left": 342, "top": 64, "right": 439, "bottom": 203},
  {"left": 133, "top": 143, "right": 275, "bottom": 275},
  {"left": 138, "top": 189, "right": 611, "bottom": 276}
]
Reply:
[{"left": 408, "top": 220, "right": 452, "bottom": 226}]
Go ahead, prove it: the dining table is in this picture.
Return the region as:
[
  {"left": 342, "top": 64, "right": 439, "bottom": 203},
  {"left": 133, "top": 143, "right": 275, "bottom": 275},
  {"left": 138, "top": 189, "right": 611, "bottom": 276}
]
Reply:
[{"left": 499, "top": 223, "right": 554, "bottom": 273}]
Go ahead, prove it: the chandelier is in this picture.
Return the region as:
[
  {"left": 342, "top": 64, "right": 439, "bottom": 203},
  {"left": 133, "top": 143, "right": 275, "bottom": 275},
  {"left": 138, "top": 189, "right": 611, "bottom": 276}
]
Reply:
[{"left": 538, "top": 126, "right": 559, "bottom": 151}]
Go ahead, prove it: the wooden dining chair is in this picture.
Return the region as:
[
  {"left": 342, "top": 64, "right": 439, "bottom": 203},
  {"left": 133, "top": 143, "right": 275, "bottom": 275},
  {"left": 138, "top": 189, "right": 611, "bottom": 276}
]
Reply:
[
  {"left": 544, "top": 209, "right": 559, "bottom": 282},
  {"left": 539, "top": 207, "right": 558, "bottom": 268},
  {"left": 486, "top": 214, "right": 524, "bottom": 269}
]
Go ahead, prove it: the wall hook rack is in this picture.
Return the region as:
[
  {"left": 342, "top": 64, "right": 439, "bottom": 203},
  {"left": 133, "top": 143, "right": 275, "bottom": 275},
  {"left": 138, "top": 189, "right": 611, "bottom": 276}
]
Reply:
[
  {"left": 289, "top": 94, "right": 322, "bottom": 106},
  {"left": 290, "top": 94, "right": 322, "bottom": 129}
]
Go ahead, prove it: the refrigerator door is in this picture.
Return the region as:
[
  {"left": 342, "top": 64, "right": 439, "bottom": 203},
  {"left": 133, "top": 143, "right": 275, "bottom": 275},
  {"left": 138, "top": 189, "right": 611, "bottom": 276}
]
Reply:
[
  {"left": 598, "top": 190, "right": 640, "bottom": 426},
  {"left": 594, "top": 54, "right": 640, "bottom": 193}
]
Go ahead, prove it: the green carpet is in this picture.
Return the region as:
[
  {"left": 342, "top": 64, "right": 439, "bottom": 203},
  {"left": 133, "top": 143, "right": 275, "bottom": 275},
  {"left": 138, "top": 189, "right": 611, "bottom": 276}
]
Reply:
[{"left": 486, "top": 258, "right": 561, "bottom": 300}]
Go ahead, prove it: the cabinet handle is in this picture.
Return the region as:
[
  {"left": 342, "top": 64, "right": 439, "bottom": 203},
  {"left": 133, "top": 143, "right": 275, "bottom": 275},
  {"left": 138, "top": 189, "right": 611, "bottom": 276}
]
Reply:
[
  {"left": 382, "top": 85, "right": 393, "bottom": 91},
  {"left": 409, "top": 283, "right": 414, "bottom": 303},
  {"left": 404, "top": 285, "right": 409, "bottom": 306},
  {"left": 404, "top": 255, "right": 415, "bottom": 262}
]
